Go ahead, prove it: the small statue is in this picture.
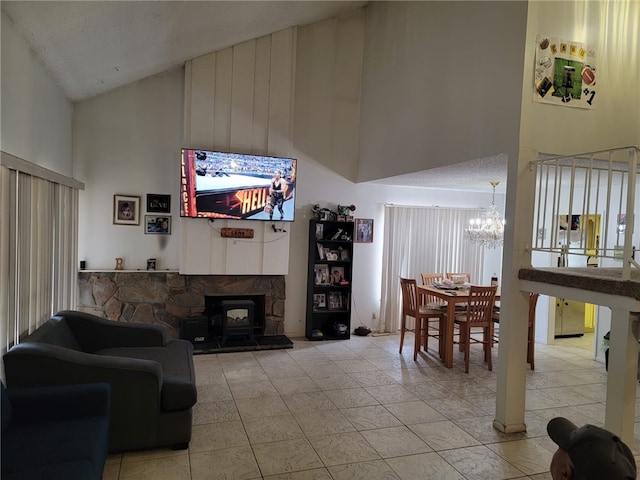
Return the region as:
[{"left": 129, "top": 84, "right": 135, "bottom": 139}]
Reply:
[{"left": 115, "top": 257, "right": 124, "bottom": 270}]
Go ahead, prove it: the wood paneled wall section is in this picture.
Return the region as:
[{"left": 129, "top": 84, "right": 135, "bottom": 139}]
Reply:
[{"left": 181, "top": 28, "right": 296, "bottom": 275}]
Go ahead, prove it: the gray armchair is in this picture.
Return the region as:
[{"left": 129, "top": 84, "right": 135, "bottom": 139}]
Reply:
[{"left": 3, "top": 310, "right": 197, "bottom": 453}]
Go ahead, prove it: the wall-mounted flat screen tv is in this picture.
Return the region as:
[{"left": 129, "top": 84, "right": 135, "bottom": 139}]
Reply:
[{"left": 180, "top": 149, "right": 297, "bottom": 221}]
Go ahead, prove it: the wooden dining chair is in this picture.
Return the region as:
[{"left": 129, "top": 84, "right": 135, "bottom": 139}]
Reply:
[
  {"left": 399, "top": 277, "right": 444, "bottom": 361},
  {"left": 451, "top": 285, "right": 497, "bottom": 373},
  {"left": 491, "top": 292, "right": 540, "bottom": 370},
  {"left": 420, "top": 273, "right": 447, "bottom": 307}
]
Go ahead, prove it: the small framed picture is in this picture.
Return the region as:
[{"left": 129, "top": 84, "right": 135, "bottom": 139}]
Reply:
[
  {"left": 330, "top": 266, "right": 344, "bottom": 284},
  {"left": 315, "top": 264, "right": 329, "bottom": 285},
  {"left": 340, "top": 249, "right": 350, "bottom": 261},
  {"left": 113, "top": 195, "right": 140, "bottom": 225},
  {"left": 355, "top": 218, "right": 374, "bottom": 243},
  {"left": 145, "top": 215, "right": 171, "bottom": 234},
  {"left": 313, "top": 293, "right": 326, "bottom": 310},
  {"left": 147, "top": 194, "right": 171, "bottom": 213},
  {"left": 328, "top": 292, "right": 343, "bottom": 310}
]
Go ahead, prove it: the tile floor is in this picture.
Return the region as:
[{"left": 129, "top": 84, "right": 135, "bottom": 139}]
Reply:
[{"left": 103, "top": 332, "right": 640, "bottom": 480}]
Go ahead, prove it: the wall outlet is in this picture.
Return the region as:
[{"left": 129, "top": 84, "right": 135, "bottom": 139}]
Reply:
[{"left": 371, "top": 312, "right": 377, "bottom": 320}]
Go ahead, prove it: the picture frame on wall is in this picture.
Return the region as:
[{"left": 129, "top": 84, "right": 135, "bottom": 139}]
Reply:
[
  {"left": 355, "top": 218, "right": 374, "bottom": 243},
  {"left": 113, "top": 195, "right": 140, "bottom": 225},
  {"left": 147, "top": 194, "right": 171, "bottom": 213},
  {"left": 145, "top": 215, "right": 171, "bottom": 234}
]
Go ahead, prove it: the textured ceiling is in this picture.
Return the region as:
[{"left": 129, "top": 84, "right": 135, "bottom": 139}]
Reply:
[
  {"left": 2, "top": 0, "right": 508, "bottom": 191},
  {"left": 2, "top": 1, "right": 366, "bottom": 102},
  {"left": 369, "top": 155, "right": 508, "bottom": 192}
]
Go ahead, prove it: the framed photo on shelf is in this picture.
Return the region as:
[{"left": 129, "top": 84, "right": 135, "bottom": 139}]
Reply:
[
  {"left": 113, "top": 195, "right": 140, "bottom": 225},
  {"left": 330, "top": 266, "right": 345, "bottom": 285},
  {"left": 328, "top": 292, "right": 343, "bottom": 310},
  {"left": 313, "top": 293, "right": 326, "bottom": 309},
  {"left": 317, "top": 243, "right": 325, "bottom": 260},
  {"left": 315, "top": 264, "right": 329, "bottom": 285},
  {"left": 315, "top": 223, "right": 324, "bottom": 239},
  {"left": 145, "top": 215, "right": 171, "bottom": 234},
  {"left": 355, "top": 218, "right": 374, "bottom": 243},
  {"left": 339, "top": 249, "right": 350, "bottom": 261},
  {"left": 146, "top": 194, "right": 171, "bottom": 213}
]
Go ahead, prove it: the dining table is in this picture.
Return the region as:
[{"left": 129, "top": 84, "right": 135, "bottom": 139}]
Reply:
[{"left": 417, "top": 284, "right": 500, "bottom": 368}]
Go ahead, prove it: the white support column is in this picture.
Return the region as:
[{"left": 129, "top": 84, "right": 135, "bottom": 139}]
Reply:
[
  {"left": 493, "top": 289, "right": 529, "bottom": 433},
  {"left": 604, "top": 309, "right": 638, "bottom": 443}
]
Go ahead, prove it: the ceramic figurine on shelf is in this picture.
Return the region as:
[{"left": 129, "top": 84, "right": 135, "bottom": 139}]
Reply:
[{"left": 115, "top": 257, "right": 124, "bottom": 270}]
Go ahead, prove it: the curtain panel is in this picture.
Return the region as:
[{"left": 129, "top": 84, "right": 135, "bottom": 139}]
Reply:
[
  {"left": 0, "top": 160, "right": 80, "bottom": 357},
  {"left": 379, "top": 205, "right": 484, "bottom": 333}
]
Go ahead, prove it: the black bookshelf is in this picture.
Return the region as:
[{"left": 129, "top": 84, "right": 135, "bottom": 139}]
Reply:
[{"left": 305, "top": 220, "right": 354, "bottom": 340}]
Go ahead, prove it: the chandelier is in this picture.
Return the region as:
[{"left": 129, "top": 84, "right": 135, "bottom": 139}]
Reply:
[{"left": 465, "top": 182, "right": 505, "bottom": 249}]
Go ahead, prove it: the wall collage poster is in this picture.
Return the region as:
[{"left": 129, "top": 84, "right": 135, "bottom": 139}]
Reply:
[{"left": 533, "top": 34, "right": 597, "bottom": 109}]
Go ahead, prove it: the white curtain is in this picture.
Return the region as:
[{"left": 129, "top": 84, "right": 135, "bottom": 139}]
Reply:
[
  {"left": 379, "top": 205, "right": 485, "bottom": 333},
  {"left": 0, "top": 157, "right": 80, "bottom": 358}
]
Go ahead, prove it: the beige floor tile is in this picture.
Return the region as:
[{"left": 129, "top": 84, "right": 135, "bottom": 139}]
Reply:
[
  {"left": 404, "top": 380, "right": 455, "bottom": 400},
  {"left": 189, "top": 420, "right": 249, "bottom": 453},
  {"left": 365, "top": 384, "right": 420, "bottom": 404},
  {"left": 243, "top": 412, "right": 305, "bottom": 443},
  {"left": 235, "top": 395, "right": 290, "bottom": 420},
  {"left": 324, "top": 387, "right": 379, "bottom": 408},
  {"left": 192, "top": 399, "right": 240, "bottom": 424},
  {"left": 384, "top": 400, "right": 447, "bottom": 424},
  {"left": 229, "top": 379, "right": 279, "bottom": 399},
  {"left": 439, "top": 445, "right": 526, "bottom": 480},
  {"left": 327, "top": 459, "right": 400, "bottom": 479},
  {"left": 491, "top": 436, "right": 557, "bottom": 475},
  {"left": 271, "top": 376, "right": 321, "bottom": 395},
  {"left": 341, "top": 404, "right": 403, "bottom": 430},
  {"left": 426, "top": 395, "right": 479, "bottom": 420},
  {"left": 409, "top": 420, "right": 482, "bottom": 450},
  {"left": 119, "top": 454, "right": 191, "bottom": 480},
  {"left": 282, "top": 391, "right": 336, "bottom": 413},
  {"left": 385, "top": 452, "right": 465, "bottom": 479},
  {"left": 122, "top": 447, "right": 185, "bottom": 463},
  {"left": 454, "top": 415, "right": 527, "bottom": 444},
  {"left": 196, "top": 382, "right": 233, "bottom": 402},
  {"left": 308, "top": 431, "right": 381, "bottom": 466},
  {"left": 312, "top": 373, "right": 362, "bottom": 390},
  {"left": 190, "top": 445, "right": 261, "bottom": 480},
  {"left": 293, "top": 409, "right": 356, "bottom": 436},
  {"left": 252, "top": 438, "right": 324, "bottom": 476},
  {"left": 263, "top": 467, "right": 334, "bottom": 479},
  {"left": 359, "top": 425, "right": 432, "bottom": 458},
  {"left": 348, "top": 370, "right": 399, "bottom": 387}
]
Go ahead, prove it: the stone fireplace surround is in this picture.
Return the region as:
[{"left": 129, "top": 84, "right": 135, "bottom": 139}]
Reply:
[{"left": 77, "top": 272, "right": 285, "bottom": 340}]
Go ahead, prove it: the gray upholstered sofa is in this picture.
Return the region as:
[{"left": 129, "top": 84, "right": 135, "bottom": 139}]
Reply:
[{"left": 3, "top": 310, "right": 197, "bottom": 453}]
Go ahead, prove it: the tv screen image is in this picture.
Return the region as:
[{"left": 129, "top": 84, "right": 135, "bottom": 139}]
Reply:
[{"left": 180, "top": 148, "right": 297, "bottom": 221}]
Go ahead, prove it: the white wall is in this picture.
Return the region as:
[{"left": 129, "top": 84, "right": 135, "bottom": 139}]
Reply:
[
  {"left": 180, "top": 29, "right": 297, "bottom": 275},
  {"left": 521, "top": 1, "right": 640, "bottom": 155},
  {"left": 1, "top": 14, "right": 73, "bottom": 175},
  {"left": 73, "top": 69, "right": 184, "bottom": 271},
  {"left": 357, "top": 1, "right": 528, "bottom": 182}
]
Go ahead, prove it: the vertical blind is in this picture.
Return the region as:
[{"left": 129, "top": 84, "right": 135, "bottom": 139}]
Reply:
[
  {"left": 0, "top": 160, "right": 80, "bottom": 358},
  {"left": 379, "top": 205, "right": 485, "bottom": 333}
]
